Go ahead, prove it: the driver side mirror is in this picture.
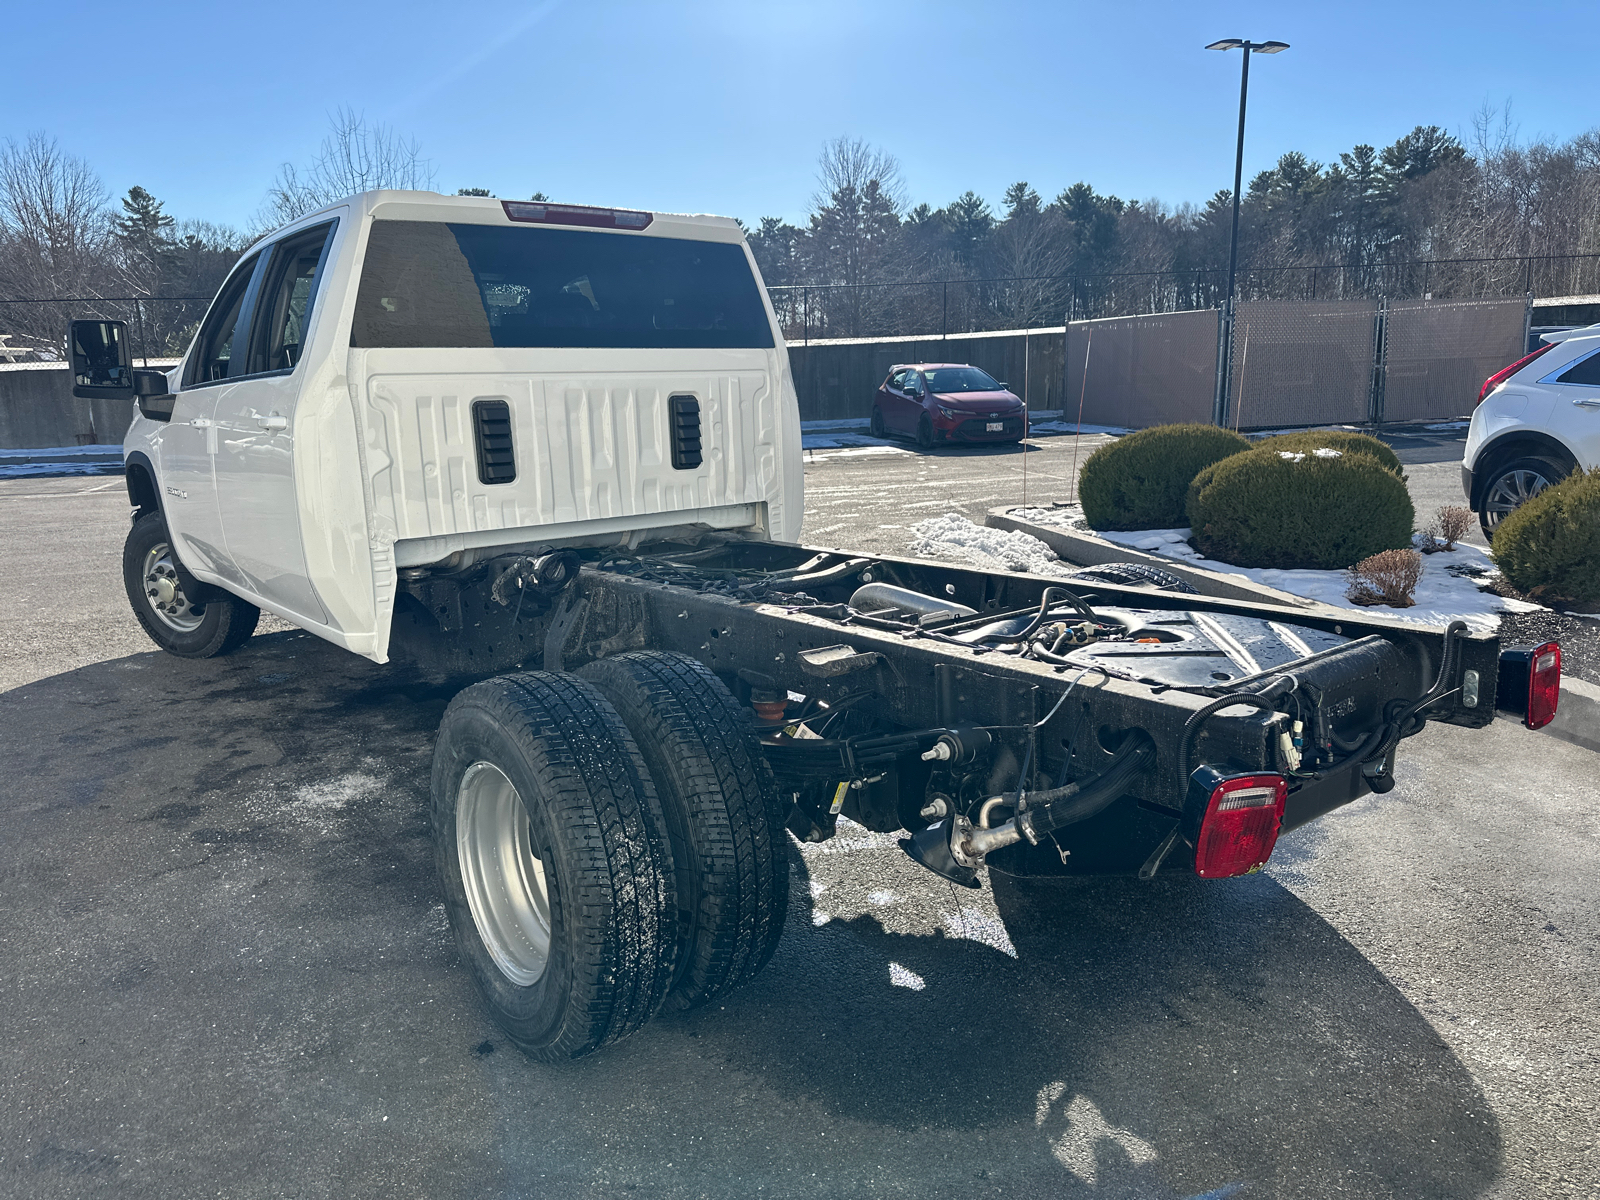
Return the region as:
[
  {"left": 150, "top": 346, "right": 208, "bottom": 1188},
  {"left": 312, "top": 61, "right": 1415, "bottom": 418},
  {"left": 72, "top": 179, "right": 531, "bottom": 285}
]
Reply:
[
  {"left": 68, "top": 318, "right": 175, "bottom": 419},
  {"left": 68, "top": 319, "right": 132, "bottom": 398}
]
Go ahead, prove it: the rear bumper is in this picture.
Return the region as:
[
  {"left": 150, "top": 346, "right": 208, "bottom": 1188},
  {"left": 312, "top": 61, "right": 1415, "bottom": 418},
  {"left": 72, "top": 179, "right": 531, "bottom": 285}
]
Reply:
[{"left": 1461, "top": 463, "right": 1475, "bottom": 507}]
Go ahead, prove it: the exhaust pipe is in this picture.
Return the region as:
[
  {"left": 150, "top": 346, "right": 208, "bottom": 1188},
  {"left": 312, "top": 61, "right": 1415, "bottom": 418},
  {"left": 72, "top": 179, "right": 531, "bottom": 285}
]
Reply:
[{"left": 900, "top": 733, "right": 1156, "bottom": 886}]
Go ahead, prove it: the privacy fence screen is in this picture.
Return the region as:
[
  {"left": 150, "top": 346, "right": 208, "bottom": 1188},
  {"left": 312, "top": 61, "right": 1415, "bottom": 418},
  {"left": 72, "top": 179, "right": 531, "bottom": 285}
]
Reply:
[
  {"left": 1063, "top": 310, "right": 1218, "bottom": 429},
  {"left": 786, "top": 296, "right": 1530, "bottom": 429},
  {"left": 1380, "top": 299, "right": 1528, "bottom": 424}
]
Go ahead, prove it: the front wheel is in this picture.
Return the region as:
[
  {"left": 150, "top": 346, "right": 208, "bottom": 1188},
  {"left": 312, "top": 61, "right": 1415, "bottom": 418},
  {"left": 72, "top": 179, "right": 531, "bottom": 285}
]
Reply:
[
  {"left": 1478, "top": 455, "right": 1570, "bottom": 539},
  {"left": 122, "top": 512, "right": 259, "bottom": 658},
  {"left": 917, "top": 414, "right": 938, "bottom": 450},
  {"left": 431, "top": 672, "right": 678, "bottom": 1060}
]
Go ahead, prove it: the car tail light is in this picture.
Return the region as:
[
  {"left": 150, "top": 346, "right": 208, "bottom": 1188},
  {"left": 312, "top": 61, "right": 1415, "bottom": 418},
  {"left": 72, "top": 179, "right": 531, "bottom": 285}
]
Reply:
[
  {"left": 501, "top": 200, "right": 652, "bottom": 230},
  {"left": 1183, "top": 767, "right": 1288, "bottom": 878},
  {"left": 1497, "top": 641, "right": 1561, "bottom": 728},
  {"left": 1478, "top": 342, "right": 1556, "bottom": 404}
]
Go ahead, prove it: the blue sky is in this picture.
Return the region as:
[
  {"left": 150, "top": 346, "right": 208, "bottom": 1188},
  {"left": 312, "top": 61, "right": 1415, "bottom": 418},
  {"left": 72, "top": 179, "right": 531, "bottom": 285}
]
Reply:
[{"left": 6, "top": 0, "right": 1598, "bottom": 232}]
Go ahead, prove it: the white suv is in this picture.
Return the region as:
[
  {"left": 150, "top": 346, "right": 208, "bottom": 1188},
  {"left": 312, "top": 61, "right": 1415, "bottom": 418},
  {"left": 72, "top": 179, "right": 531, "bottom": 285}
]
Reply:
[{"left": 1463, "top": 323, "right": 1600, "bottom": 537}]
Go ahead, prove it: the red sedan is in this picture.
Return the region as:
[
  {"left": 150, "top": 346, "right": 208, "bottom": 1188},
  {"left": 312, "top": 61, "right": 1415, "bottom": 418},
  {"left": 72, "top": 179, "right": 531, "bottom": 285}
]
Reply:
[{"left": 869, "top": 363, "right": 1028, "bottom": 448}]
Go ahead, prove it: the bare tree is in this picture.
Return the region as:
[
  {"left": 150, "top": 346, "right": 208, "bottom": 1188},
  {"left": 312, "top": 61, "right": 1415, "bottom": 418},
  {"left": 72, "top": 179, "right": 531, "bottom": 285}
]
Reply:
[
  {"left": 264, "top": 107, "right": 436, "bottom": 225},
  {"left": 0, "top": 133, "right": 114, "bottom": 349},
  {"left": 806, "top": 137, "right": 905, "bottom": 335}
]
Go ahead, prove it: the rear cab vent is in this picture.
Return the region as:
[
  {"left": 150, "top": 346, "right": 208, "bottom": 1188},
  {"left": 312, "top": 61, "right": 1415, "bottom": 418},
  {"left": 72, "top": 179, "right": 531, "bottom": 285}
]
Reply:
[
  {"left": 669, "top": 394, "right": 702, "bottom": 470},
  {"left": 472, "top": 399, "right": 517, "bottom": 484}
]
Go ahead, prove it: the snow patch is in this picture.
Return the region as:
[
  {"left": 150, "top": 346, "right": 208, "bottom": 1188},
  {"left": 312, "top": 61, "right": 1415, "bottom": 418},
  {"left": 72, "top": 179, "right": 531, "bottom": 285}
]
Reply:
[
  {"left": 909, "top": 513, "right": 1072, "bottom": 576},
  {"left": 1095, "top": 525, "right": 1514, "bottom": 631}
]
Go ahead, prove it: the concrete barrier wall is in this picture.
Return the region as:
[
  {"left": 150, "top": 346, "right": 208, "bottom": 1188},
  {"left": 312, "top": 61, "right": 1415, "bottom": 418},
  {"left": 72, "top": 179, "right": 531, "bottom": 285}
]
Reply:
[{"left": 0, "top": 365, "right": 136, "bottom": 449}]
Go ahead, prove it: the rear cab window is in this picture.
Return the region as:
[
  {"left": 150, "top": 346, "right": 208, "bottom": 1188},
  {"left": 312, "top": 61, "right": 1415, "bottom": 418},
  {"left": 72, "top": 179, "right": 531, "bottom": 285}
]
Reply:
[{"left": 350, "top": 221, "right": 774, "bottom": 350}]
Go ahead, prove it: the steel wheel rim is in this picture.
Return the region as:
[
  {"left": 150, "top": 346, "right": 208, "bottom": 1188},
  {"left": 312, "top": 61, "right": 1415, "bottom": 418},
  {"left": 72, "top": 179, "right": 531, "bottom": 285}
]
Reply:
[
  {"left": 142, "top": 542, "right": 205, "bottom": 633},
  {"left": 457, "top": 761, "right": 551, "bottom": 986},
  {"left": 1484, "top": 469, "right": 1551, "bottom": 529}
]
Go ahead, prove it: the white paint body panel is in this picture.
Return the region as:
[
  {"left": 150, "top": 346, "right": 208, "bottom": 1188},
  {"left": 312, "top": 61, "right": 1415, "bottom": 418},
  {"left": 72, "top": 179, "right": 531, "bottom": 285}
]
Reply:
[
  {"left": 125, "top": 191, "right": 804, "bottom": 663},
  {"left": 1465, "top": 328, "right": 1600, "bottom": 474}
]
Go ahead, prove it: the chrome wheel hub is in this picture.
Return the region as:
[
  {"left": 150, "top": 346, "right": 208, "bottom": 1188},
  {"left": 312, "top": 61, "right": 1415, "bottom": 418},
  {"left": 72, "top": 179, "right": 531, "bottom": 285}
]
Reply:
[
  {"left": 457, "top": 761, "right": 552, "bottom": 986},
  {"left": 1484, "top": 469, "right": 1551, "bottom": 530},
  {"left": 142, "top": 543, "right": 205, "bottom": 633}
]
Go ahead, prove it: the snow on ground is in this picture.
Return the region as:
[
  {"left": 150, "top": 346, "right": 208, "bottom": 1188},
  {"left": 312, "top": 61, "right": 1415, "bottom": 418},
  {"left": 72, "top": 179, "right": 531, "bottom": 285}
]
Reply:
[
  {"left": 1025, "top": 420, "right": 1132, "bottom": 437},
  {"left": 909, "top": 513, "right": 1075, "bottom": 576},
  {"left": 0, "top": 445, "right": 123, "bottom": 479},
  {"left": 1013, "top": 505, "right": 1535, "bottom": 632},
  {"left": 797, "top": 415, "right": 1130, "bottom": 452}
]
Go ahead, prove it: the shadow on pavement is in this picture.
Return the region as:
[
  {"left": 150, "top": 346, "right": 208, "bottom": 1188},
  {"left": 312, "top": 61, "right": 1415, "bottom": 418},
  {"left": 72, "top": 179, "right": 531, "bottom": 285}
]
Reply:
[{"left": 0, "top": 630, "right": 1500, "bottom": 1199}]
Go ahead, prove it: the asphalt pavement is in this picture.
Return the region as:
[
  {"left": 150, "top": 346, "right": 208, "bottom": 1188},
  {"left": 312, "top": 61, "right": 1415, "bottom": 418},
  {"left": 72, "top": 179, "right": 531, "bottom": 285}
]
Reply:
[{"left": 1, "top": 439, "right": 1596, "bottom": 1199}]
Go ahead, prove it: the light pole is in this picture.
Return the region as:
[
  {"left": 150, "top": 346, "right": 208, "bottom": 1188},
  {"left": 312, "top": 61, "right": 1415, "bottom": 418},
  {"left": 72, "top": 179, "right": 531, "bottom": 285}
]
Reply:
[{"left": 1206, "top": 38, "right": 1289, "bottom": 426}]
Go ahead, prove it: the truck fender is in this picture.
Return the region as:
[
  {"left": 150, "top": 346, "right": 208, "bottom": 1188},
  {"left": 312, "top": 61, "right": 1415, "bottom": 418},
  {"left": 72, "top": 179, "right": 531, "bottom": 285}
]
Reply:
[{"left": 125, "top": 451, "right": 160, "bottom": 521}]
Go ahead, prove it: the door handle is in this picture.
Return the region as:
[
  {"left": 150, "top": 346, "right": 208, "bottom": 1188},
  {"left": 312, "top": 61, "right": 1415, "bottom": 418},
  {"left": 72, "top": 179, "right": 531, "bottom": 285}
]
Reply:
[
  {"left": 257, "top": 414, "right": 288, "bottom": 430},
  {"left": 1573, "top": 397, "right": 1600, "bottom": 410}
]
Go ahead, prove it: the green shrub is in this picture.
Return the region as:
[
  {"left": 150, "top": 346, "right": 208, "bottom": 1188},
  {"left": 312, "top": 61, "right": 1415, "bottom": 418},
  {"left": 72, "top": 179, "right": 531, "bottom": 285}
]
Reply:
[
  {"left": 1079, "top": 424, "right": 1251, "bottom": 530},
  {"left": 1187, "top": 446, "right": 1415, "bottom": 569},
  {"left": 1256, "top": 430, "right": 1404, "bottom": 476},
  {"left": 1491, "top": 468, "right": 1600, "bottom": 606}
]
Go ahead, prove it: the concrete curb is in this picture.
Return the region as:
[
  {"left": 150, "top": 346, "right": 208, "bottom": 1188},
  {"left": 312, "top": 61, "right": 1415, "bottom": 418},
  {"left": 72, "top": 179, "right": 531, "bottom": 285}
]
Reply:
[
  {"left": 986, "top": 507, "right": 1330, "bottom": 611},
  {"left": 1545, "top": 675, "right": 1600, "bottom": 755}
]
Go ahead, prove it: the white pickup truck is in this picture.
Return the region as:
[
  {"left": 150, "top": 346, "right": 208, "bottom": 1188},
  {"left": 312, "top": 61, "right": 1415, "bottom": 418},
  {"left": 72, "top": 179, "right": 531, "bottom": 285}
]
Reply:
[{"left": 70, "top": 192, "right": 1561, "bottom": 1061}]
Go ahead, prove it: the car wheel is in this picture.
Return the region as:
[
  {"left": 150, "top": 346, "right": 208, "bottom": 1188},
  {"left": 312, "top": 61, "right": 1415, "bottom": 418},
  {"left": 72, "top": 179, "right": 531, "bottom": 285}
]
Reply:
[
  {"left": 578, "top": 652, "right": 789, "bottom": 1011},
  {"left": 122, "top": 512, "right": 260, "bottom": 658},
  {"left": 1478, "top": 455, "right": 1571, "bottom": 539},
  {"left": 431, "top": 672, "right": 678, "bottom": 1061},
  {"left": 869, "top": 406, "right": 886, "bottom": 438},
  {"left": 917, "top": 414, "right": 937, "bottom": 450}
]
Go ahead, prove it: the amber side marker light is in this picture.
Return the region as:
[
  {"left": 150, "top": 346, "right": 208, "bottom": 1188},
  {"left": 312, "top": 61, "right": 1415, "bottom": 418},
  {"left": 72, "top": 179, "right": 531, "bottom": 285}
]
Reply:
[
  {"left": 1182, "top": 767, "right": 1288, "bottom": 878},
  {"left": 1497, "top": 641, "right": 1561, "bottom": 729},
  {"left": 501, "top": 201, "right": 653, "bottom": 230}
]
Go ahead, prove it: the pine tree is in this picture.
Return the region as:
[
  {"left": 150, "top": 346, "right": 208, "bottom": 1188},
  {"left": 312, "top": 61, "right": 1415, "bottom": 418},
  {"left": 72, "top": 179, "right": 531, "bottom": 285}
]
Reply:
[{"left": 113, "top": 186, "right": 174, "bottom": 252}]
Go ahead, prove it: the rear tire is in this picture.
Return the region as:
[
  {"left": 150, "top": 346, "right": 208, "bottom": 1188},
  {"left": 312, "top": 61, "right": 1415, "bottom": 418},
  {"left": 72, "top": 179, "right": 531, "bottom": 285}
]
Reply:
[
  {"left": 578, "top": 652, "right": 790, "bottom": 1011},
  {"left": 431, "top": 672, "right": 678, "bottom": 1060},
  {"left": 1478, "top": 455, "right": 1571, "bottom": 539},
  {"left": 869, "top": 406, "right": 886, "bottom": 438},
  {"left": 122, "top": 512, "right": 260, "bottom": 658}
]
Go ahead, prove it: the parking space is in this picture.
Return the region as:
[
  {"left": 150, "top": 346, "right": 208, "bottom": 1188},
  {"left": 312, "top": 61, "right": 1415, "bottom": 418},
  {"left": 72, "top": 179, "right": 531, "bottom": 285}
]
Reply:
[{"left": 1, "top": 449, "right": 1596, "bottom": 1199}]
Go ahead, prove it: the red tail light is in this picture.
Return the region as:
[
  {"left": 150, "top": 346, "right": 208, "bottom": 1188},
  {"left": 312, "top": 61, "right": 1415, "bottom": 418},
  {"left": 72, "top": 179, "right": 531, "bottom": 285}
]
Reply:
[
  {"left": 1478, "top": 342, "right": 1556, "bottom": 404},
  {"left": 501, "top": 200, "right": 653, "bottom": 230},
  {"left": 1498, "top": 641, "right": 1561, "bottom": 728},
  {"left": 1183, "top": 768, "right": 1288, "bottom": 878}
]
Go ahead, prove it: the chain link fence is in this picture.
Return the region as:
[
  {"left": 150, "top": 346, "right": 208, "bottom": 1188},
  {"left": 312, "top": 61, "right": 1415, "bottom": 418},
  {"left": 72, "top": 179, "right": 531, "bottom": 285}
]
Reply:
[
  {"left": 1064, "top": 311, "right": 1218, "bottom": 428},
  {"left": 1380, "top": 299, "right": 1530, "bottom": 424},
  {"left": 788, "top": 295, "right": 1531, "bottom": 427},
  {"left": 0, "top": 296, "right": 212, "bottom": 364},
  {"left": 1225, "top": 301, "right": 1378, "bottom": 429},
  {"left": 768, "top": 252, "right": 1600, "bottom": 341}
]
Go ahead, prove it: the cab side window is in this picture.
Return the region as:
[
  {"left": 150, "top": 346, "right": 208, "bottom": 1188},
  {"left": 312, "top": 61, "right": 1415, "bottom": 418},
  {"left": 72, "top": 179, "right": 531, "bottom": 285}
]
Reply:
[
  {"left": 187, "top": 253, "right": 260, "bottom": 385},
  {"left": 887, "top": 369, "right": 908, "bottom": 392},
  {"left": 249, "top": 222, "right": 335, "bottom": 374}
]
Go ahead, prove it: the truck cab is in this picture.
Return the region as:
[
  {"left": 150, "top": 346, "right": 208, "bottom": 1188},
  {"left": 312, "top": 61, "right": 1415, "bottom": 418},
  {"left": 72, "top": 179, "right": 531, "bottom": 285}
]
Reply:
[{"left": 112, "top": 192, "right": 803, "bottom": 661}]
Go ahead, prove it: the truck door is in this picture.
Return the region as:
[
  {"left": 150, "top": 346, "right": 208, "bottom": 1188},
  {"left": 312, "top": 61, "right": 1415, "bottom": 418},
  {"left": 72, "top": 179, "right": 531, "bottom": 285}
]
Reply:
[
  {"left": 160, "top": 251, "right": 264, "bottom": 590},
  {"left": 211, "top": 221, "right": 337, "bottom": 624}
]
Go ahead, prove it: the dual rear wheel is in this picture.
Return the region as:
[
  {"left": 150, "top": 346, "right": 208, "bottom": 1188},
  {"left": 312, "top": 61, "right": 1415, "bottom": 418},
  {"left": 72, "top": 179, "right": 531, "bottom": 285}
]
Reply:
[{"left": 431, "top": 653, "right": 790, "bottom": 1060}]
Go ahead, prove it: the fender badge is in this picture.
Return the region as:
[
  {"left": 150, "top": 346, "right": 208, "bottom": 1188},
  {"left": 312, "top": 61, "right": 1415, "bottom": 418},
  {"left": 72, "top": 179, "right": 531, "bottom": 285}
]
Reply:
[{"left": 165, "top": 486, "right": 188, "bottom": 500}]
